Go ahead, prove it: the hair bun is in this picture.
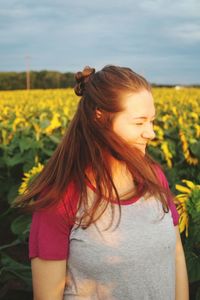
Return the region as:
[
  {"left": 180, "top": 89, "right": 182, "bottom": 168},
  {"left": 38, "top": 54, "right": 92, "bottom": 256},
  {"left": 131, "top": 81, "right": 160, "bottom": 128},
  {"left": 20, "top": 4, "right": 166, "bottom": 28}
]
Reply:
[{"left": 74, "top": 66, "right": 95, "bottom": 96}]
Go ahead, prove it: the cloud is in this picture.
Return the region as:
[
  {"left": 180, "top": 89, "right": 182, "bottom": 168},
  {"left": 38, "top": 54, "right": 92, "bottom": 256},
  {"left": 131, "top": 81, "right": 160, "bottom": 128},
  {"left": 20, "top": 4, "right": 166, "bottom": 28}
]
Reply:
[
  {"left": 169, "top": 23, "right": 200, "bottom": 43},
  {"left": 0, "top": 0, "right": 199, "bottom": 83},
  {"left": 138, "top": 0, "right": 200, "bottom": 18}
]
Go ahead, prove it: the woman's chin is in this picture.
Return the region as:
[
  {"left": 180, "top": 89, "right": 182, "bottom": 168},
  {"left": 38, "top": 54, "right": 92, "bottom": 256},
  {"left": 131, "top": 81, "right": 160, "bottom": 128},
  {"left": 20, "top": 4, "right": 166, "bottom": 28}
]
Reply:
[{"left": 130, "top": 144, "right": 146, "bottom": 155}]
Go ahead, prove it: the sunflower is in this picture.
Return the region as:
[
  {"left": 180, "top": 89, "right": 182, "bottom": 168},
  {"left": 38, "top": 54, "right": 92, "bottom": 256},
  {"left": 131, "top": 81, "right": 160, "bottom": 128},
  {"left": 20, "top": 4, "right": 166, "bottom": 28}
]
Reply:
[
  {"left": 18, "top": 162, "right": 44, "bottom": 195},
  {"left": 175, "top": 179, "right": 200, "bottom": 237}
]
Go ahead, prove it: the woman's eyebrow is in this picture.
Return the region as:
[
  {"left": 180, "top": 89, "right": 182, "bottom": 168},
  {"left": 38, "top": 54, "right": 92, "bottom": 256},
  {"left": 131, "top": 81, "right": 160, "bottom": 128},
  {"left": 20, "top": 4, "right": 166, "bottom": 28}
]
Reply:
[{"left": 132, "top": 114, "right": 156, "bottom": 120}]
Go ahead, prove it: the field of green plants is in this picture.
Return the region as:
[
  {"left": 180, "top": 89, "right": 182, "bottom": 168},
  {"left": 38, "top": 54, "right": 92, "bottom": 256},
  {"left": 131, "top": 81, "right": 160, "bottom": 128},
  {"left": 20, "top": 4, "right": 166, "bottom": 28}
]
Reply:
[{"left": 0, "top": 88, "right": 200, "bottom": 299}]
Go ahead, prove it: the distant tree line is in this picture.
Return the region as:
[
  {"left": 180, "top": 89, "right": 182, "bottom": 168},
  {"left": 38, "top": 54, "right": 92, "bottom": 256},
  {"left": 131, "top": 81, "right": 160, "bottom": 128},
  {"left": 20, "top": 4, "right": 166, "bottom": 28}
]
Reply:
[
  {"left": 0, "top": 71, "right": 76, "bottom": 90},
  {"left": 0, "top": 71, "right": 199, "bottom": 90}
]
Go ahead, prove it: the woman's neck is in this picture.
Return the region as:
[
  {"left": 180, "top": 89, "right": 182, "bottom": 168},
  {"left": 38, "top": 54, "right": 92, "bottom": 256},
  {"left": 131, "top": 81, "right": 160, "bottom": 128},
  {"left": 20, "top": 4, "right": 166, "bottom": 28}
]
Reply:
[{"left": 85, "top": 155, "right": 136, "bottom": 199}]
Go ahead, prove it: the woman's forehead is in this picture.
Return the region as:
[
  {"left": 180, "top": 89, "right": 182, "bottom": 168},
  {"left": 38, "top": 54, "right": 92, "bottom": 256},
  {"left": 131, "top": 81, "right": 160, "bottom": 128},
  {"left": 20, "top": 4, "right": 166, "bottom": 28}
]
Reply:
[{"left": 121, "top": 90, "right": 155, "bottom": 117}]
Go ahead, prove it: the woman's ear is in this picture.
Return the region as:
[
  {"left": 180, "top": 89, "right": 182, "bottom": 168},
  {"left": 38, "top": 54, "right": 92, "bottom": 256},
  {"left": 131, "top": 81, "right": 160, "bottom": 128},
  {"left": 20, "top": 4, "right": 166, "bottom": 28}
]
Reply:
[{"left": 95, "top": 109, "right": 102, "bottom": 119}]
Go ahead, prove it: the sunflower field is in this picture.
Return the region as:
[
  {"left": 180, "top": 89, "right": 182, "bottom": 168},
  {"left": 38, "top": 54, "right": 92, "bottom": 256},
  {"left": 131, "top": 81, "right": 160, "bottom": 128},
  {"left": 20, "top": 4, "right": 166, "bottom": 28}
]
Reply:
[{"left": 0, "top": 87, "right": 200, "bottom": 299}]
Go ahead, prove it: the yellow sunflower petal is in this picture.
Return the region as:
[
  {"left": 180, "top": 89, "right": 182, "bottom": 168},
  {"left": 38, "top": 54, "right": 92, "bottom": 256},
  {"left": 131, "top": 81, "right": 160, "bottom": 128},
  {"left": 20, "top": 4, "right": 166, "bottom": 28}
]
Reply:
[
  {"left": 186, "top": 225, "right": 189, "bottom": 238},
  {"left": 182, "top": 180, "right": 195, "bottom": 190},
  {"left": 175, "top": 194, "right": 188, "bottom": 200},
  {"left": 175, "top": 184, "right": 191, "bottom": 194},
  {"left": 179, "top": 214, "right": 187, "bottom": 233}
]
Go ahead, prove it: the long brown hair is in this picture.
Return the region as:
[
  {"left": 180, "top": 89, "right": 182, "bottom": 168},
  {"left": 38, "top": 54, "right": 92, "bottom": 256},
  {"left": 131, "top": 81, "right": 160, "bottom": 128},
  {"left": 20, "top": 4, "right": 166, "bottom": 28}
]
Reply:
[{"left": 13, "top": 64, "right": 176, "bottom": 230}]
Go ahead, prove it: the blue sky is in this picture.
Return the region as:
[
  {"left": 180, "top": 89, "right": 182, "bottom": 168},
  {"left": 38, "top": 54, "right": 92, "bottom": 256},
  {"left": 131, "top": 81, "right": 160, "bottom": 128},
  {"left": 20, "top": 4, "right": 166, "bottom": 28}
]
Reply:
[{"left": 1, "top": 0, "right": 200, "bottom": 84}]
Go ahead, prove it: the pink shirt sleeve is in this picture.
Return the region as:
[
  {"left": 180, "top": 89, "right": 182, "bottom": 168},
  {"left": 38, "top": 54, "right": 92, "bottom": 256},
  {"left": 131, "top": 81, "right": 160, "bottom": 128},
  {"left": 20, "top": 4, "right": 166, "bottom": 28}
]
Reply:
[
  {"left": 155, "top": 165, "right": 180, "bottom": 226},
  {"left": 29, "top": 181, "right": 79, "bottom": 260}
]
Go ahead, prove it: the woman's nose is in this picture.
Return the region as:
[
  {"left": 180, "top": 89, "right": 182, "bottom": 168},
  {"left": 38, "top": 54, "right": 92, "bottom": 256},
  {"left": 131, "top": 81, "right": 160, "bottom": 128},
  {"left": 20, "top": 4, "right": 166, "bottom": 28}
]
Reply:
[{"left": 142, "top": 124, "right": 156, "bottom": 140}]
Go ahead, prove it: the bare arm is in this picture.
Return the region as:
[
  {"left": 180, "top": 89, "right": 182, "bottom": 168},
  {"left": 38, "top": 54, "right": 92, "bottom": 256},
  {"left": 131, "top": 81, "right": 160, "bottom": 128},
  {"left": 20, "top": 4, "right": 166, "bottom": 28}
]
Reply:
[
  {"left": 175, "top": 225, "right": 189, "bottom": 300},
  {"left": 31, "top": 258, "right": 67, "bottom": 300}
]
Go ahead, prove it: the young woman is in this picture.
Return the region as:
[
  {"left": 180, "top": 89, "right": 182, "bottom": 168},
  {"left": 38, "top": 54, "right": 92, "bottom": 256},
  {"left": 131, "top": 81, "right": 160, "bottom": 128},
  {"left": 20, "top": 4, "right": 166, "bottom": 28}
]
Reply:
[{"left": 15, "top": 65, "right": 189, "bottom": 300}]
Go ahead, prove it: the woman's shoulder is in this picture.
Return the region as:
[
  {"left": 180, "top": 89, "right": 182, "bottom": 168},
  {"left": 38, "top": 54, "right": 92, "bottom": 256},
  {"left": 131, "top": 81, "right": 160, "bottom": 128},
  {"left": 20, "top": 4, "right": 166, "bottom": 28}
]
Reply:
[
  {"left": 33, "top": 180, "right": 80, "bottom": 224},
  {"left": 29, "top": 180, "right": 80, "bottom": 260}
]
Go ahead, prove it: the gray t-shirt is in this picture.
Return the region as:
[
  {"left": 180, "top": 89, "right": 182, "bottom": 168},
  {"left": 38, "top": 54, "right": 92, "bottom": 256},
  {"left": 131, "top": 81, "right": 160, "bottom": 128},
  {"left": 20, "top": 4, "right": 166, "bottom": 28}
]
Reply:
[
  {"left": 64, "top": 194, "right": 176, "bottom": 300},
  {"left": 29, "top": 167, "right": 179, "bottom": 300}
]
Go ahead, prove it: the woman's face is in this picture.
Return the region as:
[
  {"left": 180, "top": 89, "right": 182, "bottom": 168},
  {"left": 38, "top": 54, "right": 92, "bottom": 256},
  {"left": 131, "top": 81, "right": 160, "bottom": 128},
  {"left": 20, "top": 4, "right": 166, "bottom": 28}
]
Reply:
[{"left": 111, "top": 89, "right": 156, "bottom": 154}]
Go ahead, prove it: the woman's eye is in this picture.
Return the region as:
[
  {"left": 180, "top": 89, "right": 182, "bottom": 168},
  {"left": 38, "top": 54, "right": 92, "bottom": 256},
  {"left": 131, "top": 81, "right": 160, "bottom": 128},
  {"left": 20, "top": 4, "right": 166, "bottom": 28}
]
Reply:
[{"left": 135, "top": 120, "right": 155, "bottom": 126}]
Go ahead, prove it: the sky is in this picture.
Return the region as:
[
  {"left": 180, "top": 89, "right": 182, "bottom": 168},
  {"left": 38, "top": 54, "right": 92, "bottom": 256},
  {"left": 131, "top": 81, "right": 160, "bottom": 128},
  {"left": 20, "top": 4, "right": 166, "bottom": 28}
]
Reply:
[{"left": 0, "top": 0, "right": 200, "bottom": 84}]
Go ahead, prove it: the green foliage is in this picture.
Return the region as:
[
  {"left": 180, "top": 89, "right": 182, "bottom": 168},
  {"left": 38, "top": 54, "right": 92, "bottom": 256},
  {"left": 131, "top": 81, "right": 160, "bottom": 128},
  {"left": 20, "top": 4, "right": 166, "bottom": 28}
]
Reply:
[
  {"left": 190, "top": 142, "right": 200, "bottom": 159},
  {"left": 0, "top": 209, "right": 32, "bottom": 296},
  {"left": 0, "top": 70, "right": 75, "bottom": 90},
  {"left": 0, "top": 253, "right": 32, "bottom": 288},
  {"left": 11, "top": 215, "right": 32, "bottom": 242},
  {"left": 184, "top": 189, "right": 200, "bottom": 285}
]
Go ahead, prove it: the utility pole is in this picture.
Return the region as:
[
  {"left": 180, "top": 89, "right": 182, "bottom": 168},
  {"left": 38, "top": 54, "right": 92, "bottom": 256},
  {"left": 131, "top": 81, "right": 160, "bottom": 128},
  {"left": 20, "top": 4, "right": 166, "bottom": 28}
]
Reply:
[{"left": 25, "top": 55, "right": 31, "bottom": 90}]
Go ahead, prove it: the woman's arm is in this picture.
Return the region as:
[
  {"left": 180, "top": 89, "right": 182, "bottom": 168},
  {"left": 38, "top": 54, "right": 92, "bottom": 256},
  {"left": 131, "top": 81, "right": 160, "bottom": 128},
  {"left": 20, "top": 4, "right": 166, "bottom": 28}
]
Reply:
[
  {"left": 31, "top": 258, "right": 67, "bottom": 300},
  {"left": 175, "top": 225, "right": 189, "bottom": 300}
]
